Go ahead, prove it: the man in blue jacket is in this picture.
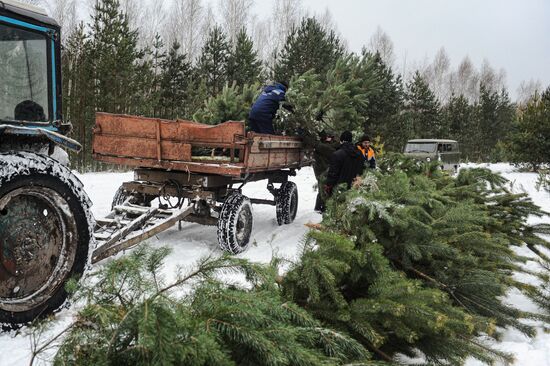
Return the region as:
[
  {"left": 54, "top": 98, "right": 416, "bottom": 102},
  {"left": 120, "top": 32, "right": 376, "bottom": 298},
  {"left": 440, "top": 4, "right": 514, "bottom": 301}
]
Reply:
[{"left": 248, "top": 81, "right": 288, "bottom": 134}]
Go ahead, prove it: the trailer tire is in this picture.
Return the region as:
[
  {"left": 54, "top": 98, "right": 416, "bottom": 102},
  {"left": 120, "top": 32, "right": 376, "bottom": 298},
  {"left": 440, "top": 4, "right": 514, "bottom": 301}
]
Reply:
[
  {"left": 276, "top": 181, "right": 298, "bottom": 226},
  {"left": 217, "top": 192, "right": 253, "bottom": 254},
  {"left": 0, "top": 152, "right": 92, "bottom": 327},
  {"left": 111, "top": 186, "right": 153, "bottom": 210}
]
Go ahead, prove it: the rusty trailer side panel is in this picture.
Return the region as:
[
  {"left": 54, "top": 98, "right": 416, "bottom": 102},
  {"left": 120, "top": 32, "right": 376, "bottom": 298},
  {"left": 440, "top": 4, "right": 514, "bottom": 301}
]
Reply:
[
  {"left": 244, "top": 133, "right": 307, "bottom": 172},
  {"left": 92, "top": 112, "right": 310, "bottom": 177},
  {"left": 93, "top": 134, "right": 193, "bottom": 161},
  {"left": 94, "top": 112, "right": 245, "bottom": 145}
]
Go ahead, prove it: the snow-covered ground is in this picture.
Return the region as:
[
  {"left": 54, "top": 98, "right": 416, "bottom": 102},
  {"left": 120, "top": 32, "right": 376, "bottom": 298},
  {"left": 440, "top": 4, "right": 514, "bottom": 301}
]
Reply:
[
  {"left": 463, "top": 164, "right": 550, "bottom": 366},
  {"left": 0, "top": 165, "right": 549, "bottom": 365}
]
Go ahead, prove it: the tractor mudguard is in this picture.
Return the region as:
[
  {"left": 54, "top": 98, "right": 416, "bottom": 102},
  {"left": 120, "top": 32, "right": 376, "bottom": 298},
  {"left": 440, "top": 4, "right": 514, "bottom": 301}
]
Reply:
[{"left": 0, "top": 124, "right": 82, "bottom": 152}]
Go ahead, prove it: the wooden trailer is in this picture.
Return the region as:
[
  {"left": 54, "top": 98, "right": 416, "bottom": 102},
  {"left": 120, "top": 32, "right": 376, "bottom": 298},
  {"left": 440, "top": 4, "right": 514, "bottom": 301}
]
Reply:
[{"left": 91, "top": 112, "right": 312, "bottom": 263}]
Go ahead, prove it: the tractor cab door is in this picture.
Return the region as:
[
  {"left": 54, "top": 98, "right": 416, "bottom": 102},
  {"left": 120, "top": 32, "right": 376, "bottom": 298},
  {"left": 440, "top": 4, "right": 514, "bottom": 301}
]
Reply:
[{"left": 0, "top": 5, "right": 61, "bottom": 131}]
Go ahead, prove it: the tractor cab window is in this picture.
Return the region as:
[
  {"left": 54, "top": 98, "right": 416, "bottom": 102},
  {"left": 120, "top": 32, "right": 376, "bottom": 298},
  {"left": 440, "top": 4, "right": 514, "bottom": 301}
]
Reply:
[{"left": 0, "top": 23, "right": 49, "bottom": 122}]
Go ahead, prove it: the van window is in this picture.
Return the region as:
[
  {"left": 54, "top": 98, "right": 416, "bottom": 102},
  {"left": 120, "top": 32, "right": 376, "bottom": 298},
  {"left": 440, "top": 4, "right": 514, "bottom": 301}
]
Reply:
[
  {"left": 438, "top": 144, "right": 453, "bottom": 152},
  {"left": 405, "top": 142, "right": 437, "bottom": 153}
]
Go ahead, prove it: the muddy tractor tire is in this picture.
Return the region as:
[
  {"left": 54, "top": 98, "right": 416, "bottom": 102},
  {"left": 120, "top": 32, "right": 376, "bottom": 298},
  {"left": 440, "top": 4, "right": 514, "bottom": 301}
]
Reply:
[
  {"left": 0, "top": 152, "right": 92, "bottom": 326},
  {"left": 217, "top": 192, "right": 253, "bottom": 254},
  {"left": 276, "top": 181, "right": 298, "bottom": 226}
]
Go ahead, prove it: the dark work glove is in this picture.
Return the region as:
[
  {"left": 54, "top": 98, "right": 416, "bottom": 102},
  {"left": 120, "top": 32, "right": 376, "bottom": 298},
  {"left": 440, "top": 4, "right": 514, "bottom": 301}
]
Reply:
[
  {"left": 315, "top": 109, "right": 324, "bottom": 121},
  {"left": 282, "top": 102, "right": 294, "bottom": 113}
]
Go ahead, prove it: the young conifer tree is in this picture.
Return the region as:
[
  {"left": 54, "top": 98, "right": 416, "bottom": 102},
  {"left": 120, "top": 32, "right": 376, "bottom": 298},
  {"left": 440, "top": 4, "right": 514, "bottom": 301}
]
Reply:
[
  {"left": 192, "top": 82, "right": 259, "bottom": 124},
  {"left": 140, "top": 33, "right": 166, "bottom": 118},
  {"left": 442, "top": 94, "right": 474, "bottom": 156},
  {"left": 509, "top": 87, "right": 550, "bottom": 170},
  {"left": 227, "top": 28, "right": 263, "bottom": 87},
  {"left": 403, "top": 71, "right": 441, "bottom": 139},
  {"left": 274, "top": 17, "right": 344, "bottom": 82},
  {"left": 62, "top": 23, "right": 95, "bottom": 171},
  {"left": 197, "top": 26, "right": 230, "bottom": 97},
  {"left": 89, "top": 0, "right": 143, "bottom": 115},
  {"left": 159, "top": 41, "right": 192, "bottom": 119},
  {"left": 361, "top": 51, "right": 404, "bottom": 150}
]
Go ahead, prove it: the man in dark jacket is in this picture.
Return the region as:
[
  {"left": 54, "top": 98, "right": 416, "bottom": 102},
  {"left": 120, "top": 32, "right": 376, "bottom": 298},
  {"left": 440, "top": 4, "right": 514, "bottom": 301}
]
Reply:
[
  {"left": 324, "top": 131, "right": 365, "bottom": 197},
  {"left": 313, "top": 131, "right": 339, "bottom": 212},
  {"left": 248, "top": 81, "right": 288, "bottom": 134}
]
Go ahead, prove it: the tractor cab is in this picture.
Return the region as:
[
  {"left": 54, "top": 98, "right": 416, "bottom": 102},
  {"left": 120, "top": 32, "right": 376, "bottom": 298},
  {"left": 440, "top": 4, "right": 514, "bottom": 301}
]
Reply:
[
  {"left": 0, "top": 1, "right": 91, "bottom": 327},
  {"left": 0, "top": 0, "right": 79, "bottom": 150}
]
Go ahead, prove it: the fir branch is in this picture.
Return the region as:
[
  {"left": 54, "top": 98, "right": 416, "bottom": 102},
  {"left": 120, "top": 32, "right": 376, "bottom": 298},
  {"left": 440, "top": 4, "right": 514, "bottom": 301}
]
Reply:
[{"left": 29, "top": 322, "right": 76, "bottom": 366}]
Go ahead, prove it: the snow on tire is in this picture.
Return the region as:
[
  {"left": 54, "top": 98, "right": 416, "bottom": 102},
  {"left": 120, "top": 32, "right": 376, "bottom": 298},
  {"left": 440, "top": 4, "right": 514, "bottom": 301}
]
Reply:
[
  {"left": 276, "top": 181, "right": 298, "bottom": 226},
  {"left": 217, "top": 192, "right": 253, "bottom": 254},
  {"left": 0, "top": 152, "right": 93, "bottom": 327},
  {"left": 111, "top": 185, "right": 130, "bottom": 209},
  {"left": 111, "top": 185, "right": 154, "bottom": 210}
]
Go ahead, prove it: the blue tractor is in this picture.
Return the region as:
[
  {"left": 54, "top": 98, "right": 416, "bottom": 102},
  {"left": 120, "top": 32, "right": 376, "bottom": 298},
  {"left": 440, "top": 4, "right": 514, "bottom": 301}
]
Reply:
[{"left": 0, "top": 0, "right": 92, "bottom": 327}]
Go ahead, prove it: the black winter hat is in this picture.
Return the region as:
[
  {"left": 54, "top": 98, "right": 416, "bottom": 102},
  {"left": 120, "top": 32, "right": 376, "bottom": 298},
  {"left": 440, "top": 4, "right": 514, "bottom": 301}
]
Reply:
[
  {"left": 278, "top": 80, "right": 289, "bottom": 89},
  {"left": 359, "top": 134, "right": 371, "bottom": 143},
  {"left": 340, "top": 131, "right": 353, "bottom": 143}
]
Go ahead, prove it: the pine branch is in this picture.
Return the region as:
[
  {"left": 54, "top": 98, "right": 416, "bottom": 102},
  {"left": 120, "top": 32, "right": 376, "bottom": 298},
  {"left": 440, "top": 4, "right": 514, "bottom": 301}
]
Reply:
[
  {"left": 364, "top": 343, "right": 393, "bottom": 363},
  {"left": 527, "top": 244, "right": 550, "bottom": 262},
  {"left": 394, "top": 259, "right": 473, "bottom": 311},
  {"left": 29, "top": 322, "right": 76, "bottom": 366}
]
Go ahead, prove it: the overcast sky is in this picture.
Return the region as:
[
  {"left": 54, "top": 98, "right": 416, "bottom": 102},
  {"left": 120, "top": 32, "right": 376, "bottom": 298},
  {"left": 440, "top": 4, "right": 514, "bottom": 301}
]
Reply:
[{"left": 253, "top": 0, "right": 550, "bottom": 96}]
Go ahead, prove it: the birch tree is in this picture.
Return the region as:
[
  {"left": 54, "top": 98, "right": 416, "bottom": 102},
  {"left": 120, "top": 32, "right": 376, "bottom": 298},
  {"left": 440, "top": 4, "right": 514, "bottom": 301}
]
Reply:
[
  {"left": 218, "top": 0, "right": 253, "bottom": 46},
  {"left": 167, "top": 0, "right": 204, "bottom": 62},
  {"left": 250, "top": 16, "right": 274, "bottom": 63},
  {"left": 479, "top": 59, "right": 506, "bottom": 93},
  {"left": 517, "top": 78, "right": 542, "bottom": 105},
  {"left": 44, "top": 0, "right": 78, "bottom": 40},
  {"left": 449, "top": 56, "right": 479, "bottom": 102},
  {"left": 272, "top": 0, "right": 303, "bottom": 55},
  {"left": 139, "top": 1, "right": 167, "bottom": 48},
  {"left": 119, "top": 0, "right": 140, "bottom": 32},
  {"left": 368, "top": 26, "right": 394, "bottom": 67},
  {"left": 424, "top": 47, "right": 450, "bottom": 102},
  {"left": 201, "top": 4, "right": 216, "bottom": 45}
]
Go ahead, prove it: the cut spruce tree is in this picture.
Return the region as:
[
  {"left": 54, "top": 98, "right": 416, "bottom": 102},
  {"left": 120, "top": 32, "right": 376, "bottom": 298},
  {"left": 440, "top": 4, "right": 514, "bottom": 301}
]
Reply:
[
  {"left": 47, "top": 246, "right": 378, "bottom": 366},
  {"left": 282, "top": 155, "right": 550, "bottom": 364}
]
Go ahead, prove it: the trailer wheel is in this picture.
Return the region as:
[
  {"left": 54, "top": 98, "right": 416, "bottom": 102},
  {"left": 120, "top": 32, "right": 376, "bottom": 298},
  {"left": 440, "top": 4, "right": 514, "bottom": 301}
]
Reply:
[
  {"left": 111, "top": 186, "right": 153, "bottom": 210},
  {"left": 276, "top": 181, "right": 298, "bottom": 226},
  {"left": 0, "top": 152, "right": 92, "bottom": 326},
  {"left": 217, "top": 192, "right": 253, "bottom": 254}
]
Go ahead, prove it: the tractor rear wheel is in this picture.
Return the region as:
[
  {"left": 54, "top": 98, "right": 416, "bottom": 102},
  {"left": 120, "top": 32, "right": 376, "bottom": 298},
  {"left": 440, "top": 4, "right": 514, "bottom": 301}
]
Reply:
[{"left": 0, "top": 152, "right": 92, "bottom": 327}]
